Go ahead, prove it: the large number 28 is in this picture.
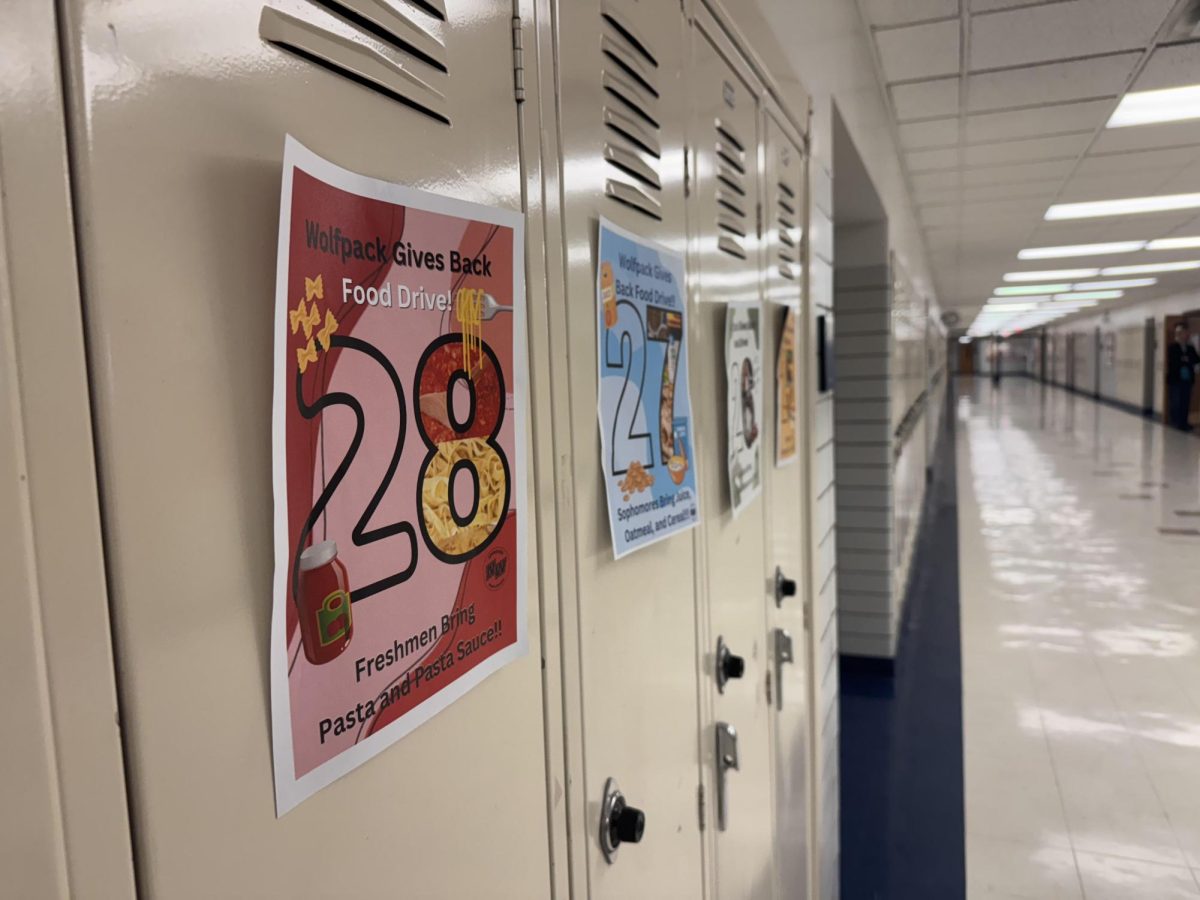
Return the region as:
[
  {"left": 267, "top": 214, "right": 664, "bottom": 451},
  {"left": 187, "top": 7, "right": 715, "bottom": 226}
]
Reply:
[{"left": 293, "top": 333, "right": 509, "bottom": 605}]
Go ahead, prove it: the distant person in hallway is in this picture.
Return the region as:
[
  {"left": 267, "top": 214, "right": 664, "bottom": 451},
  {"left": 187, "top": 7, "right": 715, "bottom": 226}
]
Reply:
[
  {"left": 990, "top": 341, "right": 1002, "bottom": 387},
  {"left": 1167, "top": 322, "right": 1200, "bottom": 431}
]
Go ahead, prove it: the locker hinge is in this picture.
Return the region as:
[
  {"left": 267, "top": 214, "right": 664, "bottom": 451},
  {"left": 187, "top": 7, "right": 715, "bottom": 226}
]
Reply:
[
  {"left": 697, "top": 782, "right": 706, "bottom": 831},
  {"left": 765, "top": 670, "right": 772, "bottom": 706},
  {"left": 756, "top": 201, "right": 763, "bottom": 238},
  {"left": 511, "top": 16, "right": 526, "bottom": 104},
  {"left": 803, "top": 596, "right": 813, "bottom": 632},
  {"left": 683, "top": 148, "right": 690, "bottom": 197}
]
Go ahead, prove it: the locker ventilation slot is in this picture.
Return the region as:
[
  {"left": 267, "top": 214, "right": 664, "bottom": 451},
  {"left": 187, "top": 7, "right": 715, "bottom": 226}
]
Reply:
[
  {"left": 776, "top": 180, "right": 798, "bottom": 280},
  {"left": 600, "top": 4, "right": 663, "bottom": 221},
  {"left": 715, "top": 119, "right": 748, "bottom": 259},
  {"left": 260, "top": 0, "right": 450, "bottom": 125}
]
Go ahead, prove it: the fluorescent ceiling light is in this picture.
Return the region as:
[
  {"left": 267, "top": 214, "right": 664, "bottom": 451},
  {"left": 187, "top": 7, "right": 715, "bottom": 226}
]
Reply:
[
  {"left": 1018, "top": 241, "right": 1145, "bottom": 259},
  {"left": 988, "top": 296, "right": 1050, "bottom": 305},
  {"left": 1046, "top": 300, "right": 1099, "bottom": 310},
  {"left": 1003, "top": 268, "right": 1099, "bottom": 281},
  {"left": 988, "top": 301, "right": 1056, "bottom": 309},
  {"left": 1147, "top": 236, "right": 1200, "bottom": 250},
  {"left": 1071, "top": 278, "right": 1156, "bottom": 290},
  {"left": 1054, "top": 290, "right": 1123, "bottom": 301},
  {"left": 1045, "top": 193, "right": 1200, "bottom": 220},
  {"left": 993, "top": 283, "right": 1072, "bottom": 296},
  {"left": 1108, "top": 85, "right": 1200, "bottom": 128},
  {"left": 1100, "top": 260, "right": 1200, "bottom": 275},
  {"left": 958, "top": 336, "right": 972, "bottom": 344},
  {"left": 983, "top": 302, "right": 1038, "bottom": 312}
]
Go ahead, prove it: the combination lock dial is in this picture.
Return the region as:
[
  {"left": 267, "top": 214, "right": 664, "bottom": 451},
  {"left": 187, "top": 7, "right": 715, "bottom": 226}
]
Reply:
[
  {"left": 600, "top": 778, "right": 646, "bottom": 863},
  {"left": 716, "top": 635, "right": 745, "bottom": 693}
]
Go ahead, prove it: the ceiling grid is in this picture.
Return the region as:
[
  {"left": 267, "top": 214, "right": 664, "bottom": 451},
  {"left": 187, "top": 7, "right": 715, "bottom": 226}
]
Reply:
[{"left": 856, "top": 0, "right": 1200, "bottom": 326}]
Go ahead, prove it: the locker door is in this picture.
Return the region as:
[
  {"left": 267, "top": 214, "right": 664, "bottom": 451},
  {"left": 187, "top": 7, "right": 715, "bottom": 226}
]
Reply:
[
  {"left": 762, "top": 107, "right": 811, "bottom": 900},
  {"left": 546, "top": 1, "right": 706, "bottom": 897},
  {"left": 59, "top": 2, "right": 554, "bottom": 897},
  {"left": 686, "top": 16, "right": 776, "bottom": 899}
]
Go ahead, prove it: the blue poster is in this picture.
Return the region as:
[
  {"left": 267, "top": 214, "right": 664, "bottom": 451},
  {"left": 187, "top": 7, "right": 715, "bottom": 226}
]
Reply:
[{"left": 596, "top": 218, "right": 700, "bottom": 558}]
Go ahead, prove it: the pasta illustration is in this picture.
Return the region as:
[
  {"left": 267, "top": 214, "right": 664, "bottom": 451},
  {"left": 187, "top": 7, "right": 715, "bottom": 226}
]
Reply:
[
  {"left": 456, "top": 288, "right": 484, "bottom": 376},
  {"left": 421, "top": 437, "right": 507, "bottom": 555}
]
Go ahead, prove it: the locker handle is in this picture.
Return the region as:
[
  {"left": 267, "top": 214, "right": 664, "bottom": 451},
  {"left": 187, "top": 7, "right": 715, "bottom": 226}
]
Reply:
[
  {"left": 773, "top": 628, "right": 794, "bottom": 712},
  {"left": 715, "top": 722, "right": 739, "bottom": 832}
]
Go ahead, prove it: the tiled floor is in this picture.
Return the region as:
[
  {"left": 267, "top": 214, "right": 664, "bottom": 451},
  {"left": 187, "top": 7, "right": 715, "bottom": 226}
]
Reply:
[{"left": 958, "top": 376, "right": 1200, "bottom": 899}]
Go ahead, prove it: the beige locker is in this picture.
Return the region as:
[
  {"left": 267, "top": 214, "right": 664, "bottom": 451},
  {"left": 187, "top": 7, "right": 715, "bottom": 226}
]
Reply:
[
  {"left": 538, "top": 0, "right": 708, "bottom": 897},
  {"left": 0, "top": 4, "right": 136, "bottom": 895},
  {"left": 760, "top": 103, "right": 812, "bottom": 900},
  {"left": 686, "top": 11, "right": 777, "bottom": 899},
  {"left": 57, "top": 1, "right": 557, "bottom": 896}
]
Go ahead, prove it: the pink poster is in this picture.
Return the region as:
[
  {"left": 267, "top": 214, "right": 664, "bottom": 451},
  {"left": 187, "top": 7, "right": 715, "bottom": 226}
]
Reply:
[{"left": 270, "top": 138, "right": 526, "bottom": 814}]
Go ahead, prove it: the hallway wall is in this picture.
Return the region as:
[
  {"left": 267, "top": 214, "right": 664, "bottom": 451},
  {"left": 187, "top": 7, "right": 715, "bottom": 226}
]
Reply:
[{"left": 1044, "top": 289, "right": 1200, "bottom": 416}]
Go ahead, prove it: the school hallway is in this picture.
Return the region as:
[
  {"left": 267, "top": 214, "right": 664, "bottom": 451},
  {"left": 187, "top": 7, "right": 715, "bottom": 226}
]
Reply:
[{"left": 958, "top": 375, "right": 1200, "bottom": 898}]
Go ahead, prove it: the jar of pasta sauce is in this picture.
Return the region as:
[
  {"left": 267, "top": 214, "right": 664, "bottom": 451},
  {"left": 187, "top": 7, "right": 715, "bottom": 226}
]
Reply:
[{"left": 296, "top": 540, "right": 353, "bottom": 665}]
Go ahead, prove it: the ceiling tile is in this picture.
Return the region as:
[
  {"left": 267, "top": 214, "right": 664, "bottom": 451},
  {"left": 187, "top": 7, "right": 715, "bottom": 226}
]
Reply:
[
  {"left": 970, "top": 0, "right": 1040, "bottom": 10},
  {"left": 898, "top": 117, "right": 959, "bottom": 148},
  {"left": 963, "top": 132, "right": 1090, "bottom": 166},
  {"left": 891, "top": 78, "right": 960, "bottom": 120},
  {"left": 1075, "top": 146, "right": 1199, "bottom": 176},
  {"left": 964, "top": 99, "right": 1112, "bottom": 143},
  {"left": 911, "top": 169, "right": 963, "bottom": 191},
  {"left": 1154, "top": 157, "right": 1200, "bottom": 194},
  {"left": 907, "top": 146, "right": 962, "bottom": 171},
  {"left": 1134, "top": 42, "right": 1200, "bottom": 92},
  {"left": 1056, "top": 170, "right": 1177, "bottom": 202},
  {"left": 1162, "top": 210, "right": 1200, "bottom": 237},
  {"left": 918, "top": 179, "right": 1062, "bottom": 204},
  {"left": 960, "top": 158, "right": 1076, "bottom": 185},
  {"left": 969, "top": 0, "right": 1173, "bottom": 71},
  {"left": 922, "top": 198, "right": 1046, "bottom": 227},
  {"left": 1030, "top": 212, "right": 1198, "bottom": 244},
  {"left": 874, "top": 20, "right": 961, "bottom": 82},
  {"left": 1090, "top": 119, "right": 1200, "bottom": 155},
  {"left": 861, "top": 0, "right": 958, "bottom": 28},
  {"left": 967, "top": 53, "right": 1139, "bottom": 112}
]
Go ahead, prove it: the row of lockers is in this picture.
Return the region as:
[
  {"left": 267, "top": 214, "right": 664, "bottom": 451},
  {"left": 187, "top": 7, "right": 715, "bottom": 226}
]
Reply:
[{"left": 4, "top": 0, "right": 832, "bottom": 898}]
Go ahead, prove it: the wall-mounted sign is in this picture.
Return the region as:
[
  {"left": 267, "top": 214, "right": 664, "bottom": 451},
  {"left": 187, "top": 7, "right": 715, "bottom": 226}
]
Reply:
[
  {"left": 271, "top": 138, "right": 527, "bottom": 814},
  {"left": 596, "top": 217, "right": 700, "bottom": 558},
  {"left": 776, "top": 303, "right": 799, "bottom": 467},
  {"left": 726, "top": 301, "right": 763, "bottom": 515}
]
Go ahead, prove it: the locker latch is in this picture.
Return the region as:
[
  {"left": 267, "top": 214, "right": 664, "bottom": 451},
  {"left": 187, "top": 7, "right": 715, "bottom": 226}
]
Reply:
[
  {"left": 599, "top": 777, "right": 645, "bottom": 863},
  {"left": 773, "top": 629, "right": 794, "bottom": 712},
  {"left": 715, "top": 722, "right": 739, "bottom": 832},
  {"left": 715, "top": 635, "right": 745, "bottom": 694}
]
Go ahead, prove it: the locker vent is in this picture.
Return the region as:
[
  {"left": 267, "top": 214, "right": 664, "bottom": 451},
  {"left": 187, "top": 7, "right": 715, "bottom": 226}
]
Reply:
[
  {"left": 715, "top": 119, "right": 749, "bottom": 259},
  {"left": 260, "top": 0, "right": 451, "bottom": 125},
  {"left": 600, "top": 4, "right": 663, "bottom": 221},
  {"left": 776, "top": 180, "right": 798, "bottom": 280}
]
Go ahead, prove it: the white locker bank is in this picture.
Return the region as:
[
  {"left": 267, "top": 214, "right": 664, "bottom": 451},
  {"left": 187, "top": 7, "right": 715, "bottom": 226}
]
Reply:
[{"left": 1, "top": 0, "right": 945, "bottom": 897}]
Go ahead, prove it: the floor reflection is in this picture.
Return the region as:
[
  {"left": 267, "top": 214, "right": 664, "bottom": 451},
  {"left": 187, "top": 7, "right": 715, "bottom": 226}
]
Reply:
[{"left": 959, "top": 375, "right": 1200, "bottom": 897}]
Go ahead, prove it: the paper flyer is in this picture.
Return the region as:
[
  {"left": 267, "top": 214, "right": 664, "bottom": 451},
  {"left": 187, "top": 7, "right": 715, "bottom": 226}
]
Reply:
[
  {"left": 270, "top": 138, "right": 527, "bottom": 814},
  {"left": 776, "top": 303, "right": 799, "bottom": 467},
  {"left": 596, "top": 217, "right": 700, "bottom": 558},
  {"left": 726, "top": 301, "right": 763, "bottom": 514}
]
